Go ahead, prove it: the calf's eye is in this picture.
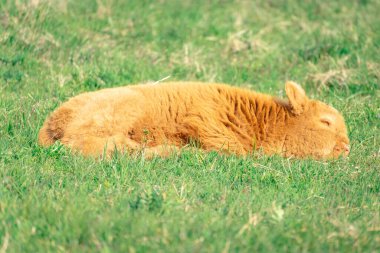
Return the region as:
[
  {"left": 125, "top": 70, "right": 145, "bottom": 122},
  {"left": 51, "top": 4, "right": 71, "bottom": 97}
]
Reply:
[{"left": 320, "top": 118, "right": 331, "bottom": 127}]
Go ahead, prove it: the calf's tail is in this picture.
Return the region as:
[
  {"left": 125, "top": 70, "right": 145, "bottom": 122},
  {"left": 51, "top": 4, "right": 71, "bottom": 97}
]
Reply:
[{"left": 38, "top": 106, "right": 73, "bottom": 146}]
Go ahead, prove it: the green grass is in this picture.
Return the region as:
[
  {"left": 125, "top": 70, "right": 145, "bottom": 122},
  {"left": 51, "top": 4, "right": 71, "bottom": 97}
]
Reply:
[{"left": 0, "top": 0, "right": 379, "bottom": 252}]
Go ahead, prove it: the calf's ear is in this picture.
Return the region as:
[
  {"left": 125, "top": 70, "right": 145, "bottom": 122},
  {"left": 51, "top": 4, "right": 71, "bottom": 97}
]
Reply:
[{"left": 285, "top": 81, "right": 308, "bottom": 115}]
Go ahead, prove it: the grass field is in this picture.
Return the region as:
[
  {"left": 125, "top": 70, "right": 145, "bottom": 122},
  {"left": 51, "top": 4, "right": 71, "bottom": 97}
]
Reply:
[{"left": 0, "top": 0, "right": 379, "bottom": 252}]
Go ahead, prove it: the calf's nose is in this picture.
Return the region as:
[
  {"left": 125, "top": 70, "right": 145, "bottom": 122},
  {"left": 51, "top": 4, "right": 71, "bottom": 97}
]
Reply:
[{"left": 343, "top": 144, "right": 350, "bottom": 155}]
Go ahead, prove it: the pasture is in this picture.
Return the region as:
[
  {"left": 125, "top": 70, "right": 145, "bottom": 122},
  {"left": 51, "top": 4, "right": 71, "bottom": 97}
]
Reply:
[{"left": 0, "top": 0, "right": 379, "bottom": 252}]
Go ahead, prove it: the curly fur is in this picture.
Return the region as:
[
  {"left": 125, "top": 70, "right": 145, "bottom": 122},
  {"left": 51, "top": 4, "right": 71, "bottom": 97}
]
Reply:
[{"left": 38, "top": 81, "right": 350, "bottom": 159}]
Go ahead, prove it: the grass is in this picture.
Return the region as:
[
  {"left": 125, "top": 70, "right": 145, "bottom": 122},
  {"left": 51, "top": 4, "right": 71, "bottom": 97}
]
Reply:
[{"left": 0, "top": 0, "right": 379, "bottom": 252}]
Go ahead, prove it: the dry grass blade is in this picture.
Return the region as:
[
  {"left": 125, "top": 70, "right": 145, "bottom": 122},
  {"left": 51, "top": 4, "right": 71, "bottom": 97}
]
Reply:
[
  {"left": 308, "top": 68, "right": 353, "bottom": 90},
  {"left": 0, "top": 232, "right": 9, "bottom": 253}
]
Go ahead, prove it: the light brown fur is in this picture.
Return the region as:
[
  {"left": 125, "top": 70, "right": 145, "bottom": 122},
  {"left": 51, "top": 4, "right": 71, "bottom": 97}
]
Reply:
[{"left": 38, "top": 81, "right": 350, "bottom": 159}]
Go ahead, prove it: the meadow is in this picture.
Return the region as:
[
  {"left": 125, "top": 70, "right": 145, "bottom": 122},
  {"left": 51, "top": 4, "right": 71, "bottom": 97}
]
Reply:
[{"left": 0, "top": 0, "right": 379, "bottom": 252}]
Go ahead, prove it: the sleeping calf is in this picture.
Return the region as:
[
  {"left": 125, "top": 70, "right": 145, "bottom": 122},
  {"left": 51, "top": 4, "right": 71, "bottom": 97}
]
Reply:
[{"left": 38, "top": 81, "right": 350, "bottom": 159}]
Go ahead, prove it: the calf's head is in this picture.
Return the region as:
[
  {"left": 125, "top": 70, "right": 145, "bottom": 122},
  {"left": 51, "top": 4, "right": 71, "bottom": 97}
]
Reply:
[{"left": 281, "top": 81, "right": 350, "bottom": 159}]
